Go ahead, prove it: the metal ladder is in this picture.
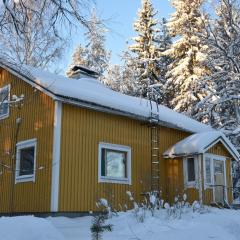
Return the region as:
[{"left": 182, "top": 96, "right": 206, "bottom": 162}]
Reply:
[{"left": 148, "top": 87, "right": 160, "bottom": 193}]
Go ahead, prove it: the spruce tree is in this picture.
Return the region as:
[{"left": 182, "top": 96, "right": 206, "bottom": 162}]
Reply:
[
  {"left": 128, "top": 0, "right": 160, "bottom": 98},
  {"left": 165, "top": 0, "right": 209, "bottom": 115},
  {"left": 156, "top": 18, "right": 173, "bottom": 105}
]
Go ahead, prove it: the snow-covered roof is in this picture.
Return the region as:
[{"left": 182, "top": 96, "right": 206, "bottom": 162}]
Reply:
[
  {"left": 163, "top": 131, "right": 240, "bottom": 160},
  {"left": 0, "top": 61, "right": 212, "bottom": 133}
]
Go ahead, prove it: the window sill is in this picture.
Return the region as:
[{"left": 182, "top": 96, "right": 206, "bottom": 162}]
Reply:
[
  {"left": 15, "top": 175, "right": 35, "bottom": 184},
  {"left": 186, "top": 181, "right": 198, "bottom": 189},
  {"left": 204, "top": 183, "right": 214, "bottom": 189},
  {"left": 99, "top": 176, "right": 131, "bottom": 185}
]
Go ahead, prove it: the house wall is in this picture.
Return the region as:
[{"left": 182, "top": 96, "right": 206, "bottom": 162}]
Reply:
[
  {"left": 0, "top": 68, "right": 235, "bottom": 213},
  {"left": 165, "top": 158, "right": 199, "bottom": 204},
  {"left": 203, "top": 143, "right": 233, "bottom": 204},
  {"left": 0, "top": 68, "right": 55, "bottom": 213},
  {"left": 58, "top": 103, "right": 191, "bottom": 212}
]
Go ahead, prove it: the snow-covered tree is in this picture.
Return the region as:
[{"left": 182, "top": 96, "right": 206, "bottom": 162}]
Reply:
[
  {"left": 66, "top": 44, "right": 88, "bottom": 77},
  {"left": 195, "top": 0, "right": 240, "bottom": 151},
  {"left": 0, "top": 0, "right": 65, "bottom": 69},
  {"left": 103, "top": 64, "right": 123, "bottom": 91},
  {"left": 84, "top": 9, "right": 111, "bottom": 76},
  {"left": 66, "top": 9, "right": 110, "bottom": 78},
  {"left": 164, "top": 0, "right": 210, "bottom": 115},
  {"left": 0, "top": 0, "right": 91, "bottom": 35},
  {"left": 128, "top": 0, "right": 160, "bottom": 98},
  {"left": 156, "top": 18, "right": 173, "bottom": 105},
  {"left": 104, "top": 51, "right": 138, "bottom": 95}
]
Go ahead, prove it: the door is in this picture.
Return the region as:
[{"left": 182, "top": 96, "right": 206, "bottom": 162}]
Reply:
[{"left": 214, "top": 160, "right": 225, "bottom": 204}]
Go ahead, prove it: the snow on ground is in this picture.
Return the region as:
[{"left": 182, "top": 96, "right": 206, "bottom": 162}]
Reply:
[
  {"left": 1, "top": 208, "right": 240, "bottom": 240},
  {"left": 0, "top": 216, "right": 64, "bottom": 240}
]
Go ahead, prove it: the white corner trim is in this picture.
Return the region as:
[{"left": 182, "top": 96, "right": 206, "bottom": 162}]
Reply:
[
  {"left": 51, "top": 101, "right": 62, "bottom": 212},
  {"left": 98, "top": 142, "right": 132, "bottom": 185}
]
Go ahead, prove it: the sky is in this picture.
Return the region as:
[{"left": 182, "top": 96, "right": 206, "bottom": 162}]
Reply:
[{"left": 63, "top": 0, "right": 174, "bottom": 70}]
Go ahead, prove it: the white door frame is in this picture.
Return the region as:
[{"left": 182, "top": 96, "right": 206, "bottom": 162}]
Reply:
[{"left": 203, "top": 153, "right": 228, "bottom": 203}]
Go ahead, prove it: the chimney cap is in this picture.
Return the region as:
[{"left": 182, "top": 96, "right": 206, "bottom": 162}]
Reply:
[{"left": 69, "top": 65, "right": 99, "bottom": 78}]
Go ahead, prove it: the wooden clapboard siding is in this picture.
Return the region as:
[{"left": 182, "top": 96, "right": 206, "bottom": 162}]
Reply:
[
  {"left": 59, "top": 104, "right": 151, "bottom": 211},
  {"left": 165, "top": 158, "right": 199, "bottom": 204},
  {"left": 59, "top": 103, "right": 193, "bottom": 211},
  {"left": 0, "top": 68, "right": 54, "bottom": 213}
]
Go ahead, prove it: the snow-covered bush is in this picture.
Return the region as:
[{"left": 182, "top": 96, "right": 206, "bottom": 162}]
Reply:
[
  {"left": 126, "top": 191, "right": 147, "bottom": 222},
  {"left": 192, "top": 201, "right": 209, "bottom": 214},
  {"left": 164, "top": 194, "right": 190, "bottom": 219},
  {"left": 96, "top": 198, "right": 117, "bottom": 219}
]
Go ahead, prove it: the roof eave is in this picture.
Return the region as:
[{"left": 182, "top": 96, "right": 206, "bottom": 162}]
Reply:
[{"left": 0, "top": 61, "right": 200, "bottom": 134}]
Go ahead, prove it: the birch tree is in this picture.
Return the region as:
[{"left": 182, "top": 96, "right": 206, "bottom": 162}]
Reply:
[{"left": 195, "top": 0, "right": 240, "bottom": 151}]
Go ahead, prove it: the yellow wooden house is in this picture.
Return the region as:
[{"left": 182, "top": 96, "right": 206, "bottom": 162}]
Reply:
[{"left": 0, "top": 60, "right": 239, "bottom": 214}]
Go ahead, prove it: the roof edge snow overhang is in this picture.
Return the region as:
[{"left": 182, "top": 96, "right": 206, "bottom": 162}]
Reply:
[
  {"left": 0, "top": 61, "right": 196, "bottom": 134},
  {"left": 163, "top": 136, "right": 239, "bottom": 161}
]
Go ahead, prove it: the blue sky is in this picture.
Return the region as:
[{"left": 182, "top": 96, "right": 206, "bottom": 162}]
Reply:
[{"left": 64, "top": 0, "right": 173, "bottom": 69}]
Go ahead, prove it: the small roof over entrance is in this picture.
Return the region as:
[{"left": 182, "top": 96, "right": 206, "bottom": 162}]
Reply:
[{"left": 163, "top": 131, "right": 239, "bottom": 161}]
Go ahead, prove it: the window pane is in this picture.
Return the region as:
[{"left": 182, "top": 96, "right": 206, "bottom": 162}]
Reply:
[
  {"left": 205, "top": 157, "right": 211, "bottom": 184},
  {"left": 187, "top": 158, "right": 195, "bottom": 182},
  {"left": 214, "top": 161, "right": 223, "bottom": 174},
  {"left": 104, "top": 149, "right": 127, "bottom": 178},
  {"left": 0, "top": 87, "right": 9, "bottom": 116},
  {"left": 19, "top": 147, "right": 35, "bottom": 176}
]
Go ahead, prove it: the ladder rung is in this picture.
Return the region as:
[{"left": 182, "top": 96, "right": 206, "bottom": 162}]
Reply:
[
  {"left": 152, "top": 176, "right": 159, "bottom": 179},
  {"left": 152, "top": 162, "right": 159, "bottom": 164}
]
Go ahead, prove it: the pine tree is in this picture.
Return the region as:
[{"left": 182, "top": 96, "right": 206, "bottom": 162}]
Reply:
[
  {"left": 128, "top": 0, "right": 160, "bottom": 98},
  {"left": 66, "top": 9, "right": 110, "bottom": 79},
  {"left": 195, "top": 0, "right": 240, "bottom": 151},
  {"left": 164, "top": 0, "right": 210, "bottom": 115}
]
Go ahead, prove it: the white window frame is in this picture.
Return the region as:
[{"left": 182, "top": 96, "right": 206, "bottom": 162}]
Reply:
[
  {"left": 203, "top": 153, "right": 214, "bottom": 189},
  {"left": 15, "top": 138, "right": 37, "bottom": 183},
  {"left": 183, "top": 156, "right": 198, "bottom": 188},
  {"left": 0, "top": 84, "right": 10, "bottom": 120},
  {"left": 98, "top": 142, "right": 131, "bottom": 185}
]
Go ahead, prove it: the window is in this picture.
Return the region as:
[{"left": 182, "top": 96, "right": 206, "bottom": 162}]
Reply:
[
  {"left": 205, "top": 156, "right": 212, "bottom": 185},
  {"left": 0, "top": 85, "right": 10, "bottom": 119},
  {"left": 187, "top": 157, "right": 195, "bottom": 182},
  {"left": 15, "top": 139, "right": 37, "bottom": 183},
  {"left": 98, "top": 142, "right": 131, "bottom": 184}
]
